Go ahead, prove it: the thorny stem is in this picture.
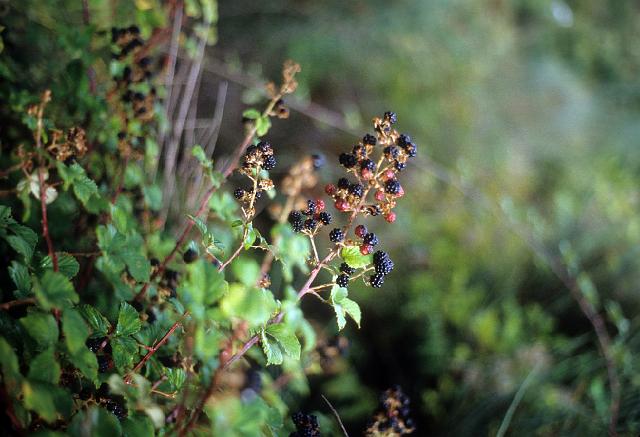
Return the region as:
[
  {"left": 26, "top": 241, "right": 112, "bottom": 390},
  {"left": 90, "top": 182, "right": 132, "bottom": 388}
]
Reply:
[{"left": 125, "top": 313, "right": 188, "bottom": 383}]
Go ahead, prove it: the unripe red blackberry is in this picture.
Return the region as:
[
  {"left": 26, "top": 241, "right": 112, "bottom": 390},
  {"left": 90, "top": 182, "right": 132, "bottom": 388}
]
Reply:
[
  {"left": 355, "top": 224, "right": 367, "bottom": 238},
  {"left": 319, "top": 211, "right": 332, "bottom": 225},
  {"left": 329, "top": 228, "right": 345, "bottom": 242},
  {"left": 385, "top": 179, "right": 401, "bottom": 195},
  {"left": 363, "top": 133, "right": 377, "bottom": 145},
  {"left": 325, "top": 183, "right": 336, "bottom": 195},
  {"left": 316, "top": 199, "right": 325, "bottom": 211},
  {"left": 183, "top": 248, "right": 198, "bottom": 264},
  {"left": 385, "top": 212, "right": 397, "bottom": 223},
  {"left": 336, "top": 274, "right": 349, "bottom": 288},
  {"left": 339, "top": 153, "right": 357, "bottom": 168},
  {"left": 340, "top": 262, "right": 356, "bottom": 275},
  {"left": 375, "top": 190, "right": 385, "bottom": 202},
  {"left": 360, "top": 244, "right": 373, "bottom": 255},
  {"left": 369, "top": 273, "right": 385, "bottom": 288},
  {"left": 363, "top": 232, "right": 379, "bottom": 246},
  {"left": 263, "top": 155, "right": 277, "bottom": 170},
  {"left": 335, "top": 199, "right": 349, "bottom": 211}
]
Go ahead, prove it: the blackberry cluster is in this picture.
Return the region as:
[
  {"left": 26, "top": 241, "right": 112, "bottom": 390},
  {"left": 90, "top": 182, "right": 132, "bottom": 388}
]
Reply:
[
  {"left": 365, "top": 386, "right": 415, "bottom": 436},
  {"left": 183, "top": 248, "right": 198, "bottom": 264},
  {"left": 290, "top": 412, "right": 321, "bottom": 437},
  {"left": 235, "top": 141, "right": 277, "bottom": 205},
  {"left": 111, "top": 26, "right": 157, "bottom": 124},
  {"left": 103, "top": 397, "right": 128, "bottom": 420},
  {"left": 368, "top": 251, "right": 394, "bottom": 288},
  {"left": 335, "top": 261, "right": 357, "bottom": 288},
  {"left": 288, "top": 199, "right": 332, "bottom": 234},
  {"left": 350, "top": 224, "right": 379, "bottom": 256}
]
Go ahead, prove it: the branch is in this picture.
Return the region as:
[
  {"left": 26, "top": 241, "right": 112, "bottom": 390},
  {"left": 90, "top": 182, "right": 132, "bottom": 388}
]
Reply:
[
  {"left": 0, "top": 298, "right": 36, "bottom": 311},
  {"left": 322, "top": 395, "right": 349, "bottom": 437}
]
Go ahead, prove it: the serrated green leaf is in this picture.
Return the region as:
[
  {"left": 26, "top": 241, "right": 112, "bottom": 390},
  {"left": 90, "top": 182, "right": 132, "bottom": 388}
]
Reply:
[
  {"left": 230, "top": 257, "right": 260, "bottom": 287},
  {"left": 122, "top": 249, "right": 151, "bottom": 282},
  {"left": 111, "top": 336, "right": 138, "bottom": 373},
  {"left": 78, "top": 304, "right": 111, "bottom": 337},
  {"left": 220, "top": 283, "right": 277, "bottom": 328},
  {"left": 339, "top": 245, "right": 373, "bottom": 269},
  {"left": 341, "top": 298, "right": 361, "bottom": 328},
  {"left": 62, "top": 308, "right": 90, "bottom": 353},
  {"left": 0, "top": 336, "right": 22, "bottom": 395},
  {"left": 9, "top": 261, "right": 31, "bottom": 297},
  {"left": 35, "top": 270, "right": 78, "bottom": 310},
  {"left": 164, "top": 367, "right": 186, "bottom": 390},
  {"left": 330, "top": 285, "right": 360, "bottom": 329},
  {"left": 23, "top": 380, "right": 72, "bottom": 423},
  {"left": 122, "top": 414, "right": 154, "bottom": 437},
  {"left": 242, "top": 108, "right": 261, "bottom": 119},
  {"left": 260, "top": 329, "right": 283, "bottom": 365},
  {"left": 41, "top": 253, "right": 80, "bottom": 278},
  {"left": 6, "top": 234, "right": 34, "bottom": 261},
  {"left": 255, "top": 115, "right": 272, "bottom": 137},
  {"left": 68, "top": 406, "right": 122, "bottom": 437},
  {"left": 28, "top": 348, "right": 60, "bottom": 384},
  {"left": 20, "top": 312, "right": 59, "bottom": 348},
  {"left": 265, "top": 324, "right": 301, "bottom": 360},
  {"left": 116, "top": 302, "right": 141, "bottom": 337}
]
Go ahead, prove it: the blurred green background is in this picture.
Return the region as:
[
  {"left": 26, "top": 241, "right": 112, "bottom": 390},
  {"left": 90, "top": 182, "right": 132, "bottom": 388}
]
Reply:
[
  {"left": 209, "top": 0, "right": 640, "bottom": 434},
  {"left": 3, "top": 0, "right": 640, "bottom": 434}
]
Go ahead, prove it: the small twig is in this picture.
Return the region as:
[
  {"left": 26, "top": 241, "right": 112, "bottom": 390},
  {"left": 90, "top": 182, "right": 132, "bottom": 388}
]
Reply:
[
  {"left": 218, "top": 228, "right": 247, "bottom": 272},
  {"left": 496, "top": 362, "right": 541, "bottom": 437},
  {"left": 125, "top": 313, "right": 188, "bottom": 383},
  {"left": 322, "top": 394, "right": 349, "bottom": 437},
  {"left": 0, "top": 298, "right": 37, "bottom": 311}
]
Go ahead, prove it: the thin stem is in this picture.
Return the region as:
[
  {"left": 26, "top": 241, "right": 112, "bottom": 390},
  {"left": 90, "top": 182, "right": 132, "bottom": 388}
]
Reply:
[
  {"left": 322, "top": 395, "right": 349, "bottom": 437},
  {"left": 218, "top": 227, "right": 247, "bottom": 272},
  {"left": 0, "top": 298, "right": 36, "bottom": 311}
]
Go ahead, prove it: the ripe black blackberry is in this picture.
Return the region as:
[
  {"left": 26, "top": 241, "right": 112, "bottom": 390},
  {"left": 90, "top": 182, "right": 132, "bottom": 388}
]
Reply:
[
  {"left": 352, "top": 144, "right": 366, "bottom": 158},
  {"left": 397, "top": 134, "right": 411, "bottom": 148},
  {"left": 340, "top": 262, "right": 356, "bottom": 275},
  {"left": 289, "top": 211, "right": 304, "bottom": 232},
  {"left": 257, "top": 141, "right": 272, "bottom": 153},
  {"left": 329, "top": 228, "right": 345, "bottom": 243},
  {"left": 394, "top": 161, "right": 407, "bottom": 172},
  {"left": 291, "top": 412, "right": 320, "bottom": 437},
  {"left": 360, "top": 159, "right": 376, "bottom": 172},
  {"left": 103, "top": 397, "right": 127, "bottom": 420},
  {"left": 98, "top": 355, "right": 112, "bottom": 373},
  {"left": 384, "top": 145, "right": 399, "bottom": 159},
  {"left": 305, "top": 200, "right": 317, "bottom": 216},
  {"left": 183, "top": 248, "right": 198, "bottom": 264},
  {"left": 404, "top": 142, "right": 417, "bottom": 158},
  {"left": 304, "top": 218, "right": 318, "bottom": 231},
  {"left": 385, "top": 179, "right": 401, "bottom": 195},
  {"left": 233, "top": 188, "right": 245, "bottom": 199},
  {"left": 337, "top": 177, "right": 350, "bottom": 190},
  {"left": 263, "top": 155, "right": 277, "bottom": 170},
  {"left": 369, "top": 273, "right": 385, "bottom": 288},
  {"left": 339, "top": 153, "right": 357, "bottom": 168},
  {"left": 374, "top": 257, "right": 394, "bottom": 275},
  {"left": 363, "top": 232, "right": 379, "bottom": 246},
  {"left": 319, "top": 212, "right": 332, "bottom": 225},
  {"left": 384, "top": 111, "right": 397, "bottom": 124},
  {"left": 336, "top": 274, "right": 349, "bottom": 288},
  {"left": 86, "top": 337, "right": 107, "bottom": 353},
  {"left": 349, "top": 183, "right": 364, "bottom": 198},
  {"left": 362, "top": 133, "right": 377, "bottom": 145}
]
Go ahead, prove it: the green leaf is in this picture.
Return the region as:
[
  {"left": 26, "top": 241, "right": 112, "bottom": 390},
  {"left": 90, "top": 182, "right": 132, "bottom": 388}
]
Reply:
[
  {"left": 41, "top": 253, "right": 80, "bottom": 278},
  {"left": 112, "top": 336, "right": 139, "bottom": 373},
  {"left": 265, "top": 324, "right": 301, "bottom": 360},
  {"left": 260, "top": 329, "right": 283, "bottom": 365},
  {"left": 255, "top": 115, "right": 272, "bottom": 136},
  {"left": 242, "top": 108, "right": 261, "bottom": 119},
  {"left": 122, "top": 414, "right": 154, "bottom": 437},
  {"left": 6, "top": 233, "right": 35, "bottom": 261},
  {"left": 192, "top": 145, "right": 209, "bottom": 166},
  {"left": 23, "top": 380, "right": 72, "bottom": 423},
  {"left": 20, "top": 312, "right": 59, "bottom": 348},
  {"left": 9, "top": 261, "right": 31, "bottom": 297},
  {"left": 164, "top": 367, "right": 186, "bottom": 390},
  {"left": 230, "top": 257, "right": 260, "bottom": 287},
  {"left": 62, "top": 308, "right": 90, "bottom": 353},
  {"left": 68, "top": 406, "right": 122, "bottom": 437},
  {"left": 330, "top": 285, "right": 361, "bottom": 329},
  {"left": 189, "top": 215, "right": 224, "bottom": 257},
  {"left": 35, "top": 270, "right": 79, "bottom": 310},
  {"left": 78, "top": 304, "right": 112, "bottom": 337},
  {"left": 340, "top": 245, "right": 373, "bottom": 269},
  {"left": 220, "top": 283, "right": 277, "bottom": 328},
  {"left": 243, "top": 224, "right": 258, "bottom": 250},
  {"left": 28, "top": 348, "right": 60, "bottom": 384},
  {"left": 333, "top": 302, "right": 347, "bottom": 331},
  {"left": 0, "top": 336, "right": 22, "bottom": 395},
  {"left": 116, "top": 302, "right": 141, "bottom": 337},
  {"left": 341, "top": 298, "right": 361, "bottom": 328},
  {"left": 122, "top": 249, "right": 151, "bottom": 282},
  {"left": 142, "top": 185, "right": 162, "bottom": 211}
]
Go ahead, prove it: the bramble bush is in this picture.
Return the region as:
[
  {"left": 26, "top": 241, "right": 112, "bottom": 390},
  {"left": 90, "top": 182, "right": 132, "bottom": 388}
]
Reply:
[{"left": 0, "top": 2, "right": 417, "bottom": 435}]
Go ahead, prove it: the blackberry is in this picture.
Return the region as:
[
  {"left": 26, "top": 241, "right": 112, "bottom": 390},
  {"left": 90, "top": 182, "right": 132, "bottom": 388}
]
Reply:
[
  {"left": 349, "top": 183, "right": 364, "bottom": 198},
  {"left": 405, "top": 142, "right": 417, "bottom": 157},
  {"left": 360, "top": 159, "right": 376, "bottom": 172},
  {"left": 257, "top": 141, "right": 272, "bottom": 153},
  {"left": 263, "top": 155, "right": 277, "bottom": 170},
  {"left": 384, "top": 111, "right": 397, "bottom": 124},
  {"left": 98, "top": 355, "right": 112, "bottom": 373},
  {"left": 183, "top": 248, "right": 198, "bottom": 264},
  {"left": 340, "top": 262, "right": 356, "bottom": 275},
  {"left": 86, "top": 337, "right": 106, "bottom": 353},
  {"left": 246, "top": 144, "right": 258, "bottom": 154},
  {"left": 150, "top": 258, "right": 160, "bottom": 267},
  {"left": 373, "top": 250, "right": 389, "bottom": 264},
  {"left": 339, "top": 153, "right": 357, "bottom": 168},
  {"left": 289, "top": 211, "right": 304, "bottom": 232},
  {"left": 329, "top": 228, "right": 345, "bottom": 243},
  {"left": 363, "top": 133, "right": 377, "bottom": 145},
  {"left": 370, "top": 273, "right": 385, "bottom": 288},
  {"left": 234, "top": 188, "right": 245, "bottom": 200},
  {"left": 394, "top": 161, "right": 407, "bottom": 172},
  {"left": 291, "top": 412, "right": 320, "bottom": 437},
  {"left": 305, "top": 200, "right": 317, "bottom": 216},
  {"left": 384, "top": 145, "right": 399, "bottom": 159},
  {"left": 352, "top": 144, "right": 366, "bottom": 157},
  {"left": 385, "top": 179, "right": 401, "bottom": 195},
  {"left": 397, "top": 134, "right": 411, "bottom": 147},
  {"left": 127, "top": 25, "right": 140, "bottom": 35},
  {"left": 355, "top": 224, "right": 368, "bottom": 238},
  {"left": 319, "top": 211, "right": 332, "bottom": 225},
  {"left": 312, "top": 153, "right": 325, "bottom": 169},
  {"left": 374, "top": 257, "right": 394, "bottom": 275},
  {"left": 104, "top": 398, "right": 127, "bottom": 420},
  {"left": 304, "top": 219, "right": 317, "bottom": 231},
  {"left": 337, "top": 177, "right": 350, "bottom": 190},
  {"left": 336, "top": 274, "right": 350, "bottom": 288},
  {"left": 363, "top": 232, "right": 379, "bottom": 246},
  {"left": 138, "top": 56, "right": 151, "bottom": 68}
]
